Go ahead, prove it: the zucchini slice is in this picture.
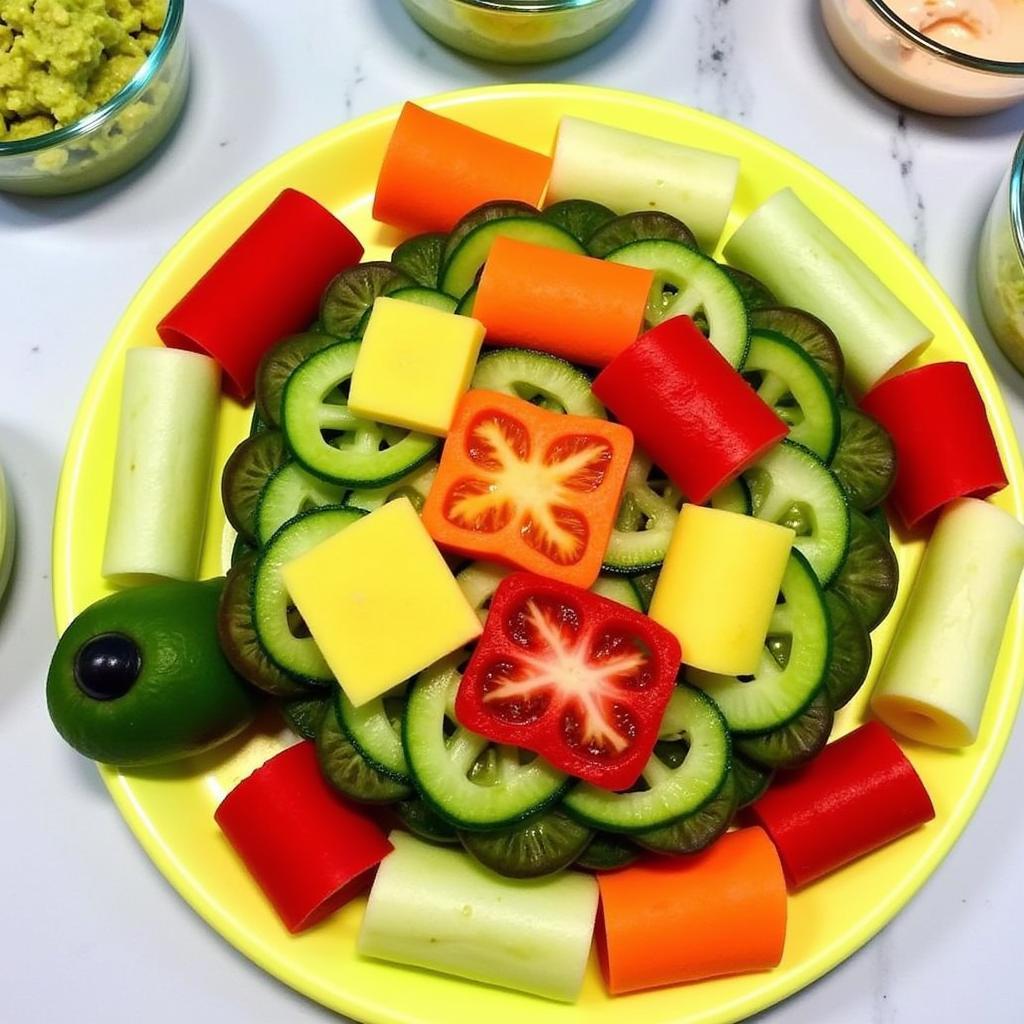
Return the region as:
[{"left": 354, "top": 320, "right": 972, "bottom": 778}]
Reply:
[
  {"left": 255, "top": 332, "right": 339, "bottom": 428},
  {"left": 829, "top": 408, "right": 897, "bottom": 511},
  {"left": 603, "top": 452, "right": 682, "bottom": 574},
  {"left": 541, "top": 198, "right": 616, "bottom": 246},
  {"left": 282, "top": 692, "right": 331, "bottom": 739},
  {"left": 221, "top": 431, "right": 289, "bottom": 545},
  {"left": 320, "top": 261, "right": 413, "bottom": 337},
  {"left": 721, "top": 266, "right": 777, "bottom": 311},
  {"left": 829, "top": 508, "right": 899, "bottom": 631},
  {"left": 587, "top": 211, "right": 698, "bottom": 258},
  {"left": 337, "top": 687, "right": 411, "bottom": 783},
  {"left": 391, "top": 232, "right": 446, "bottom": 289},
  {"left": 442, "top": 200, "right": 540, "bottom": 265},
  {"left": 394, "top": 798, "right": 460, "bottom": 844},
  {"left": 255, "top": 462, "right": 345, "bottom": 546},
  {"left": 735, "top": 689, "right": 834, "bottom": 769},
  {"left": 634, "top": 769, "right": 738, "bottom": 855},
  {"left": 346, "top": 460, "right": 437, "bottom": 514},
  {"left": 749, "top": 307, "right": 845, "bottom": 393},
  {"left": 823, "top": 589, "right": 872, "bottom": 708},
  {"left": 458, "top": 811, "right": 593, "bottom": 879},
  {"left": 732, "top": 754, "right": 775, "bottom": 809},
  {"left": 575, "top": 833, "right": 640, "bottom": 872},
  {"left": 471, "top": 348, "right": 605, "bottom": 418}
]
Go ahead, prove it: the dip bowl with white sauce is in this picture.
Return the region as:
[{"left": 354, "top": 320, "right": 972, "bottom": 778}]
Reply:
[{"left": 821, "top": 0, "right": 1024, "bottom": 115}]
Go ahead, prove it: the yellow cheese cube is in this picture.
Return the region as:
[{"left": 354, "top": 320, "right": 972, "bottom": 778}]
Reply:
[
  {"left": 282, "top": 497, "right": 482, "bottom": 705},
  {"left": 649, "top": 505, "right": 794, "bottom": 676},
  {"left": 348, "top": 296, "right": 485, "bottom": 436}
]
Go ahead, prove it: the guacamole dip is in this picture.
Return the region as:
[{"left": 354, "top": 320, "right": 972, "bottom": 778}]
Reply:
[{"left": 0, "top": 0, "right": 168, "bottom": 142}]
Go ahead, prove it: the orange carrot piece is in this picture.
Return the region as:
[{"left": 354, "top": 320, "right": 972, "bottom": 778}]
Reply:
[
  {"left": 473, "top": 237, "right": 654, "bottom": 367},
  {"left": 597, "top": 828, "right": 787, "bottom": 995},
  {"left": 373, "top": 103, "right": 552, "bottom": 233}
]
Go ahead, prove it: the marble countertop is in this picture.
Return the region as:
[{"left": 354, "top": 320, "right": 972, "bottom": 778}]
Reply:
[{"left": 3, "top": 1, "right": 1023, "bottom": 1021}]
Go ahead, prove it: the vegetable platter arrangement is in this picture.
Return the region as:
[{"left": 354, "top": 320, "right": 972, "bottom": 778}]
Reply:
[{"left": 48, "top": 87, "right": 1024, "bottom": 1022}]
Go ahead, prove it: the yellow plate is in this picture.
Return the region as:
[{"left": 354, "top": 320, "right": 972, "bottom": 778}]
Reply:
[{"left": 52, "top": 84, "right": 1024, "bottom": 1024}]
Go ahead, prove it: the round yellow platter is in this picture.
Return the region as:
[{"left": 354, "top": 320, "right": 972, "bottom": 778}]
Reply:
[{"left": 52, "top": 84, "right": 1024, "bottom": 1024}]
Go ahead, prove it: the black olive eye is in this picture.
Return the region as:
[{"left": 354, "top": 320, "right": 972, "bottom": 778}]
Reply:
[{"left": 74, "top": 633, "right": 142, "bottom": 701}]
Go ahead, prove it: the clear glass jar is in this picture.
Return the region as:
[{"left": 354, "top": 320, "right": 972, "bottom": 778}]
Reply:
[
  {"left": 821, "top": 0, "right": 1024, "bottom": 116},
  {"left": 0, "top": 0, "right": 189, "bottom": 196},
  {"left": 400, "top": 0, "right": 639, "bottom": 64},
  {"left": 979, "top": 137, "right": 1024, "bottom": 374}
]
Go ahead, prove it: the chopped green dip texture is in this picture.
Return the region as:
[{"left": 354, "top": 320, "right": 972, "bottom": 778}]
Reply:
[{"left": 0, "top": 0, "right": 167, "bottom": 142}]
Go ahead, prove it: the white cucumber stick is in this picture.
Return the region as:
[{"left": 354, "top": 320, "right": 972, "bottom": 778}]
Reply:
[
  {"left": 103, "top": 348, "right": 221, "bottom": 583},
  {"left": 358, "top": 832, "right": 599, "bottom": 1002},
  {"left": 0, "top": 459, "right": 14, "bottom": 603},
  {"left": 547, "top": 116, "right": 740, "bottom": 251},
  {"left": 871, "top": 498, "right": 1024, "bottom": 748},
  {"left": 723, "top": 188, "right": 933, "bottom": 392}
]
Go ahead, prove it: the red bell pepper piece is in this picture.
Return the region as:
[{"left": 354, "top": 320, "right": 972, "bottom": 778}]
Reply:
[
  {"left": 751, "top": 722, "right": 934, "bottom": 889},
  {"left": 860, "top": 361, "right": 1007, "bottom": 528},
  {"left": 215, "top": 741, "right": 393, "bottom": 932},
  {"left": 422, "top": 390, "right": 634, "bottom": 589},
  {"left": 592, "top": 316, "right": 788, "bottom": 504},
  {"left": 455, "top": 572, "right": 680, "bottom": 791},
  {"left": 159, "top": 189, "right": 364, "bottom": 401}
]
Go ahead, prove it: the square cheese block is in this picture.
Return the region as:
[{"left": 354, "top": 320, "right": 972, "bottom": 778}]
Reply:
[
  {"left": 348, "top": 296, "right": 485, "bottom": 436},
  {"left": 282, "top": 498, "right": 482, "bottom": 705},
  {"left": 649, "top": 505, "right": 794, "bottom": 676}
]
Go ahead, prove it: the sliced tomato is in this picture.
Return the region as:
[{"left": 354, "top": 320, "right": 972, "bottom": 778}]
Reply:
[{"left": 455, "top": 572, "right": 680, "bottom": 791}]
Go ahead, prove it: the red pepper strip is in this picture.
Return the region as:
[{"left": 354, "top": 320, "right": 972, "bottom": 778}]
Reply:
[
  {"left": 751, "top": 722, "right": 934, "bottom": 890},
  {"left": 860, "top": 361, "right": 1007, "bottom": 529},
  {"left": 455, "top": 572, "right": 680, "bottom": 791},
  {"left": 159, "top": 189, "right": 364, "bottom": 401},
  {"left": 214, "top": 741, "right": 393, "bottom": 932},
  {"left": 592, "top": 316, "right": 788, "bottom": 504}
]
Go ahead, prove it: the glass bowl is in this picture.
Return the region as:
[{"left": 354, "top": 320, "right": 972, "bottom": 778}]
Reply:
[
  {"left": 0, "top": 0, "right": 190, "bottom": 196},
  {"left": 821, "top": 0, "right": 1024, "bottom": 115},
  {"left": 400, "top": 0, "right": 639, "bottom": 64}
]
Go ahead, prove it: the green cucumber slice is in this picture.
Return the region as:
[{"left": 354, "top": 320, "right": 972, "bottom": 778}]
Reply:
[
  {"left": 403, "top": 655, "right": 568, "bottom": 830},
  {"left": 441, "top": 217, "right": 584, "bottom": 299},
  {"left": 575, "top": 833, "right": 640, "bottom": 872},
  {"left": 590, "top": 575, "right": 643, "bottom": 611},
  {"left": 541, "top": 199, "right": 616, "bottom": 246},
  {"left": 587, "top": 211, "right": 698, "bottom": 259},
  {"left": 744, "top": 329, "right": 840, "bottom": 461},
  {"left": 255, "top": 332, "right": 339, "bottom": 428},
  {"left": 563, "top": 686, "right": 730, "bottom": 834},
  {"left": 749, "top": 307, "right": 845, "bottom": 393},
  {"left": 722, "top": 266, "right": 777, "bottom": 311},
  {"left": 471, "top": 348, "right": 604, "bottom": 418},
  {"left": 346, "top": 460, "right": 437, "bottom": 514},
  {"left": 282, "top": 692, "right": 330, "bottom": 739},
  {"left": 281, "top": 341, "right": 439, "bottom": 487},
  {"left": 735, "top": 690, "right": 834, "bottom": 769},
  {"left": 456, "top": 285, "right": 477, "bottom": 316},
  {"left": 456, "top": 561, "right": 510, "bottom": 621},
  {"left": 317, "top": 702, "right": 412, "bottom": 804},
  {"left": 255, "top": 462, "right": 346, "bottom": 546},
  {"left": 395, "top": 798, "right": 460, "bottom": 844},
  {"left": 709, "top": 477, "right": 753, "bottom": 515},
  {"left": 830, "top": 408, "right": 897, "bottom": 510},
  {"left": 221, "top": 431, "right": 289, "bottom": 545},
  {"left": 823, "top": 590, "right": 872, "bottom": 708},
  {"left": 252, "top": 506, "right": 364, "bottom": 682},
  {"left": 688, "top": 550, "right": 831, "bottom": 734},
  {"left": 249, "top": 407, "right": 267, "bottom": 436},
  {"left": 603, "top": 452, "right": 682, "bottom": 574},
  {"left": 388, "top": 286, "right": 459, "bottom": 313},
  {"left": 745, "top": 440, "right": 851, "bottom": 586},
  {"left": 634, "top": 770, "right": 738, "bottom": 855},
  {"left": 829, "top": 509, "right": 899, "bottom": 631},
  {"left": 391, "top": 233, "right": 446, "bottom": 289},
  {"left": 230, "top": 533, "right": 257, "bottom": 568},
  {"left": 868, "top": 505, "right": 890, "bottom": 540},
  {"left": 337, "top": 688, "right": 410, "bottom": 783},
  {"left": 442, "top": 200, "right": 540, "bottom": 265},
  {"left": 320, "top": 261, "right": 413, "bottom": 337},
  {"left": 607, "top": 239, "right": 749, "bottom": 367},
  {"left": 630, "top": 571, "right": 659, "bottom": 613},
  {"left": 732, "top": 754, "right": 775, "bottom": 809},
  {"left": 458, "top": 811, "right": 593, "bottom": 879}
]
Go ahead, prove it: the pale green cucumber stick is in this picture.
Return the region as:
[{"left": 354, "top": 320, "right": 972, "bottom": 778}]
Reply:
[
  {"left": 546, "top": 116, "right": 740, "bottom": 251},
  {"left": 724, "top": 188, "right": 934, "bottom": 392},
  {"left": 871, "top": 498, "right": 1024, "bottom": 749},
  {"left": 102, "top": 348, "right": 221, "bottom": 584},
  {"left": 358, "top": 832, "right": 599, "bottom": 1003},
  {"left": 0, "top": 459, "right": 14, "bottom": 603}
]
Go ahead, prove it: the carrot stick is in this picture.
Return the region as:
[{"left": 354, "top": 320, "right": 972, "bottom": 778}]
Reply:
[
  {"left": 597, "top": 828, "right": 787, "bottom": 995},
  {"left": 473, "top": 236, "right": 654, "bottom": 366},
  {"left": 373, "top": 103, "right": 552, "bottom": 233}
]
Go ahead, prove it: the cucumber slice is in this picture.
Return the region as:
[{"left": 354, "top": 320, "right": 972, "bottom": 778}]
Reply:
[
  {"left": 563, "top": 686, "right": 730, "bottom": 834},
  {"left": 230, "top": 533, "right": 257, "bottom": 569},
  {"left": 255, "top": 332, "right": 339, "bottom": 428},
  {"left": 607, "top": 239, "right": 749, "bottom": 367},
  {"left": 252, "top": 506, "right": 364, "bottom": 682},
  {"left": 471, "top": 348, "right": 605, "bottom": 418},
  {"left": 320, "top": 261, "right": 413, "bottom": 337},
  {"left": 688, "top": 550, "right": 831, "bottom": 734},
  {"left": 395, "top": 798, "right": 460, "bottom": 844},
  {"left": 458, "top": 811, "right": 593, "bottom": 879},
  {"left": 709, "top": 477, "right": 753, "bottom": 516},
  {"left": 249, "top": 407, "right": 267, "bottom": 436},
  {"left": 745, "top": 440, "right": 851, "bottom": 586},
  {"left": 634, "top": 770, "right": 738, "bottom": 855},
  {"left": 823, "top": 590, "right": 873, "bottom": 709},
  {"left": 403, "top": 655, "right": 568, "bottom": 830},
  {"left": 750, "top": 307, "right": 845, "bottom": 393},
  {"left": 442, "top": 200, "right": 540, "bottom": 265},
  {"left": 541, "top": 199, "right": 616, "bottom": 246},
  {"left": 346, "top": 461, "right": 437, "bottom": 514},
  {"left": 586, "top": 211, "right": 698, "bottom": 259},
  {"left": 391, "top": 232, "right": 446, "bottom": 289},
  {"left": 575, "top": 833, "right": 640, "bottom": 872},
  {"left": 456, "top": 561, "right": 510, "bottom": 621},
  {"left": 282, "top": 692, "right": 330, "bottom": 739},
  {"left": 217, "top": 554, "right": 316, "bottom": 698},
  {"left": 281, "top": 341, "right": 439, "bottom": 487},
  {"left": 317, "top": 702, "right": 412, "bottom": 804},
  {"left": 722, "top": 266, "right": 777, "bottom": 311},
  {"left": 388, "top": 286, "right": 459, "bottom": 314},
  {"left": 603, "top": 452, "right": 682, "bottom": 574},
  {"left": 337, "top": 688, "right": 411, "bottom": 783},
  {"left": 456, "top": 285, "right": 477, "bottom": 317},
  {"left": 829, "top": 508, "right": 899, "bottom": 631},
  {"left": 590, "top": 575, "right": 643, "bottom": 611},
  {"left": 830, "top": 408, "right": 897, "bottom": 510},
  {"left": 868, "top": 504, "right": 891, "bottom": 540},
  {"left": 744, "top": 329, "right": 840, "bottom": 461},
  {"left": 441, "top": 217, "right": 584, "bottom": 299},
  {"left": 255, "top": 462, "right": 346, "bottom": 546},
  {"left": 630, "top": 571, "right": 659, "bottom": 613},
  {"left": 221, "top": 431, "right": 289, "bottom": 545},
  {"left": 732, "top": 754, "right": 775, "bottom": 809},
  {"left": 735, "top": 690, "right": 834, "bottom": 769}
]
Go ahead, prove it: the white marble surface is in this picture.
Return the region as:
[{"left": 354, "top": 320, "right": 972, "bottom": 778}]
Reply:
[{"left": 2, "top": 1, "right": 1023, "bottom": 1021}]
